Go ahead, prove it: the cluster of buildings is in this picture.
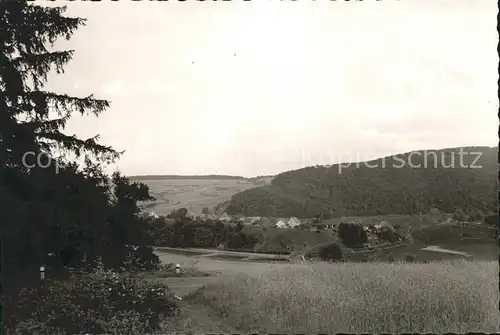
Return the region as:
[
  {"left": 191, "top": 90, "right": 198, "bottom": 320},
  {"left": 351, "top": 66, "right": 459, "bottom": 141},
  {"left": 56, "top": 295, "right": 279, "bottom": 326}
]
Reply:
[
  {"left": 146, "top": 210, "right": 303, "bottom": 229},
  {"left": 216, "top": 212, "right": 302, "bottom": 229}
]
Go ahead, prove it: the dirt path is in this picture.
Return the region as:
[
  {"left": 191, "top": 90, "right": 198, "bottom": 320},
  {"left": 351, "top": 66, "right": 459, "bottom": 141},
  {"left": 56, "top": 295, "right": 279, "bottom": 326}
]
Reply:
[{"left": 421, "top": 245, "right": 472, "bottom": 257}]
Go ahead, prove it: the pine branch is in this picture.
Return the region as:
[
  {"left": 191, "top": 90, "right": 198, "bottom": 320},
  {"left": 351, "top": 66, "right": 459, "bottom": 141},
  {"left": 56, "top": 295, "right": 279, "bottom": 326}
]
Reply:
[
  {"left": 27, "top": 91, "right": 110, "bottom": 118},
  {"left": 19, "top": 117, "right": 69, "bottom": 133},
  {"left": 12, "top": 51, "right": 74, "bottom": 88},
  {"left": 2, "top": 3, "right": 85, "bottom": 55},
  {"left": 37, "top": 131, "right": 121, "bottom": 162}
]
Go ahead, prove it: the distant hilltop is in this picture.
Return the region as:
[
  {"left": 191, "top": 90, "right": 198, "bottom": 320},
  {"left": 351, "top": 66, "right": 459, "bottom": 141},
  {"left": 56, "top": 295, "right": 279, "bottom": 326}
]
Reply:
[
  {"left": 127, "top": 174, "right": 275, "bottom": 182},
  {"left": 128, "top": 174, "right": 247, "bottom": 181}
]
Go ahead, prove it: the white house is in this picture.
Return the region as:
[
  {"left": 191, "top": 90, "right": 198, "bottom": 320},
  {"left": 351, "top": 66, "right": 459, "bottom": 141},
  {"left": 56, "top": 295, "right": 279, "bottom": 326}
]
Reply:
[
  {"left": 274, "top": 219, "right": 288, "bottom": 229},
  {"left": 148, "top": 211, "right": 159, "bottom": 219},
  {"left": 287, "top": 217, "right": 301, "bottom": 228},
  {"left": 374, "top": 220, "right": 389, "bottom": 230},
  {"left": 248, "top": 216, "right": 261, "bottom": 224},
  {"left": 202, "top": 213, "right": 217, "bottom": 221},
  {"left": 218, "top": 213, "right": 231, "bottom": 222}
]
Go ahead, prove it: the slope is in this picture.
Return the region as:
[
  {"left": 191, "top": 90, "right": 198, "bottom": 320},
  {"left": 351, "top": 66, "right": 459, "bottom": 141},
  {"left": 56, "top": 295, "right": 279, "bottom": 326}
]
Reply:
[{"left": 223, "top": 146, "right": 498, "bottom": 218}]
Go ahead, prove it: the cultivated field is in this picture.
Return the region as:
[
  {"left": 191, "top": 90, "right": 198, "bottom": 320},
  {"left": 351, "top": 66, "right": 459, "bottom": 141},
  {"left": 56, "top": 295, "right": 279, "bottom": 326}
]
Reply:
[
  {"left": 133, "top": 178, "right": 259, "bottom": 215},
  {"left": 155, "top": 246, "right": 499, "bottom": 333},
  {"left": 194, "top": 259, "right": 499, "bottom": 333}
]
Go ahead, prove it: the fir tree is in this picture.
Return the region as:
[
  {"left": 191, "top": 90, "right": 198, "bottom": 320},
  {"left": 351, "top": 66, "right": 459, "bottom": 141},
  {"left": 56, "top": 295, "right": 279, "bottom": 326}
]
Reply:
[{"left": 1, "top": 1, "right": 157, "bottom": 291}]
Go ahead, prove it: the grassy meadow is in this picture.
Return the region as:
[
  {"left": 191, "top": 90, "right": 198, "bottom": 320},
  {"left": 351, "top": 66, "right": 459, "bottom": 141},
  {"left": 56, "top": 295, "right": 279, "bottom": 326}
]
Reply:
[
  {"left": 133, "top": 178, "right": 259, "bottom": 215},
  {"left": 188, "top": 259, "right": 499, "bottom": 333}
]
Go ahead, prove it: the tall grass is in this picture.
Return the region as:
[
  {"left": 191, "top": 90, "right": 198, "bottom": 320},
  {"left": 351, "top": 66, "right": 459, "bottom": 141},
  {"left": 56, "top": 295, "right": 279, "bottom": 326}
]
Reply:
[{"left": 195, "top": 260, "right": 499, "bottom": 333}]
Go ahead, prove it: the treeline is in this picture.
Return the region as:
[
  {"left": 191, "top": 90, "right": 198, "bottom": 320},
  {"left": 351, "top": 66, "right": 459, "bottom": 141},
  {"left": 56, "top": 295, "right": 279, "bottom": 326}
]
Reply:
[
  {"left": 147, "top": 209, "right": 263, "bottom": 251},
  {"left": 1, "top": 2, "right": 176, "bottom": 333},
  {"left": 224, "top": 147, "right": 498, "bottom": 218}
]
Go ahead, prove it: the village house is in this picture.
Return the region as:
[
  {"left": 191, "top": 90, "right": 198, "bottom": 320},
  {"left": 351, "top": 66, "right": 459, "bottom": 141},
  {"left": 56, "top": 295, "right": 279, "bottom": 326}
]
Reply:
[
  {"left": 287, "top": 217, "right": 301, "bottom": 228},
  {"left": 201, "top": 213, "right": 217, "bottom": 221},
  {"left": 274, "top": 218, "right": 288, "bottom": 229},
  {"left": 185, "top": 210, "right": 197, "bottom": 220},
  {"left": 148, "top": 211, "right": 159, "bottom": 219},
  {"left": 374, "top": 220, "right": 389, "bottom": 230},
  {"left": 248, "top": 216, "right": 261, "bottom": 224},
  {"left": 241, "top": 217, "right": 253, "bottom": 225},
  {"left": 218, "top": 212, "right": 231, "bottom": 222}
]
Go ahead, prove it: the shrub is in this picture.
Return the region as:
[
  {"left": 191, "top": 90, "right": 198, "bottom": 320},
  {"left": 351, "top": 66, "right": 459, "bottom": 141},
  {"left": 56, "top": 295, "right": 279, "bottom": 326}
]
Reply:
[
  {"left": 385, "top": 252, "right": 395, "bottom": 263},
  {"left": 122, "top": 245, "right": 161, "bottom": 272},
  {"left": 484, "top": 213, "right": 498, "bottom": 227},
  {"left": 318, "top": 243, "right": 343, "bottom": 262},
  {"left": 226, "top": 232, "right": 245, "bottom": 249},
  {"left": 338, "top": 221, "right": 368, "bottom": 247},
  {"left": 452, "top": 209, "right": 468, "bottom": 222},
  {"left": 4, "top": 267, "right": 179, "bottom": 334},
  {"left": 377, "top": 226, "right": 399, "bottom": 243},
  {"left": 404, "top": 254, "right": 416, "bottom": 263},
  {"left": 193, "top": 227, "right": 215, "bottom": 247}
]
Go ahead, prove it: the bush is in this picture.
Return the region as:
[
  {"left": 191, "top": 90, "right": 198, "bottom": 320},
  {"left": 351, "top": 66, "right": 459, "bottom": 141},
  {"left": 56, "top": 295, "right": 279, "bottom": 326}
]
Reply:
[
  {"left": 452, "top": 209, "right": 468, "bottom": 222},
  {"left": 318, "top": 243, "right": 343, "bottom": 262},
  {"left": 484, "top": 213, "right": 498, "bottom": 227},
  {"left": 377, "top": 226, "right": 399, "bottom": 243},
  {"left": 193, "top": 227, "right": 215, "bottom": 247},
  {"left": 226, "top": 232, "right": 245, "bottom": 249},
  {"left": 338, "top": 221, "right": 368, "bottom": 247},
  {"left": 385, "top": 252, "right": 395, "bottom": 263},
  {"left": 122, "top": 245, "right": 161, "bottom": 272},
  {"left": 404, "top": 254, "right": 416, "bottom": 263},
  {"left": 4, "top": 267, "right": 179, "bottom": 334}
]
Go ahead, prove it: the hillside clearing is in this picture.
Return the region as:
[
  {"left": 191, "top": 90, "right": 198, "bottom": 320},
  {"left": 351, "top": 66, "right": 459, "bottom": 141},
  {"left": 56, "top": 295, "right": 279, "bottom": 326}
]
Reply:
[{"left": 134, "top": 178, "right": 259, "bottom": 215}]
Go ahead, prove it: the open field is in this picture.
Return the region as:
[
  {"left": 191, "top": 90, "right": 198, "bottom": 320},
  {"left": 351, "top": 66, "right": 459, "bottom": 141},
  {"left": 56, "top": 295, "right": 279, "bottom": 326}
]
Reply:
[
  {"left": 133, "top": 178, "right": 260, "bottom": 215},
  {"left": 154, "top": 247, "right": 499, "bottom": 333}
]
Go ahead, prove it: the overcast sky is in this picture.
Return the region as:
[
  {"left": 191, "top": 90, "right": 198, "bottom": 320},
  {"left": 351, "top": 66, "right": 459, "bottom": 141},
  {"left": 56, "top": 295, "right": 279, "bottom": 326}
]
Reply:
[{"left": 46, "top": 0, "right": 498, "bottom": 177}]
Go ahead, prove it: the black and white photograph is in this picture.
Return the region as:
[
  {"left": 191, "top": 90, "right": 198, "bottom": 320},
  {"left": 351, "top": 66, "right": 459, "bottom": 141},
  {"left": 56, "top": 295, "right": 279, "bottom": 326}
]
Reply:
[{"left": 1, "top": 0, "right": 498, "bottom": 333}]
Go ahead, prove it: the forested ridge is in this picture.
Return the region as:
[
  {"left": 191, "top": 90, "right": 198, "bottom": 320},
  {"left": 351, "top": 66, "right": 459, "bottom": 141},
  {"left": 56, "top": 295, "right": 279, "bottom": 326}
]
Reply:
[{"left": 224, "top": 147, "right": 498, "bottom": 218}]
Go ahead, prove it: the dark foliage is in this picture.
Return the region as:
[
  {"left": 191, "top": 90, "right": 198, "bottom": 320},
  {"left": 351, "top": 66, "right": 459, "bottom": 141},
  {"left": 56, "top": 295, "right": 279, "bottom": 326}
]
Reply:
[
  {"left": 4, "top": 268, "right": 178, "bottom": 334},
  {"left": 338, "top": 221, "right": 368, "bottom": 247},
  {"left": 484, "top": 213, "right": 498, "bottom": 227},
  {"left": 1, "top": 0, "right": 159, "bottom": 305},
  {"left": 147, "top": 213, "right": 261, "bottom": 250},
  {"left": 452, "top": 208, "right": 468, "bottom": 222},
  {"left": 404, "top": 254, "right": 416, "bottom": 263},
  {"left": 318, "top": 243, "right": 343, "bottom": 262},
  {"left": 376, "top": 226, "right": 399, "bottom": 243}
]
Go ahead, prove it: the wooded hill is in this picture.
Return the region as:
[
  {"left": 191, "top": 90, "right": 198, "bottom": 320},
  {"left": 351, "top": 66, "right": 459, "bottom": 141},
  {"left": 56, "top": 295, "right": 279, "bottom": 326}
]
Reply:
[{"left": 223, "top": 147, "right": 498, "bottom": 218}]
